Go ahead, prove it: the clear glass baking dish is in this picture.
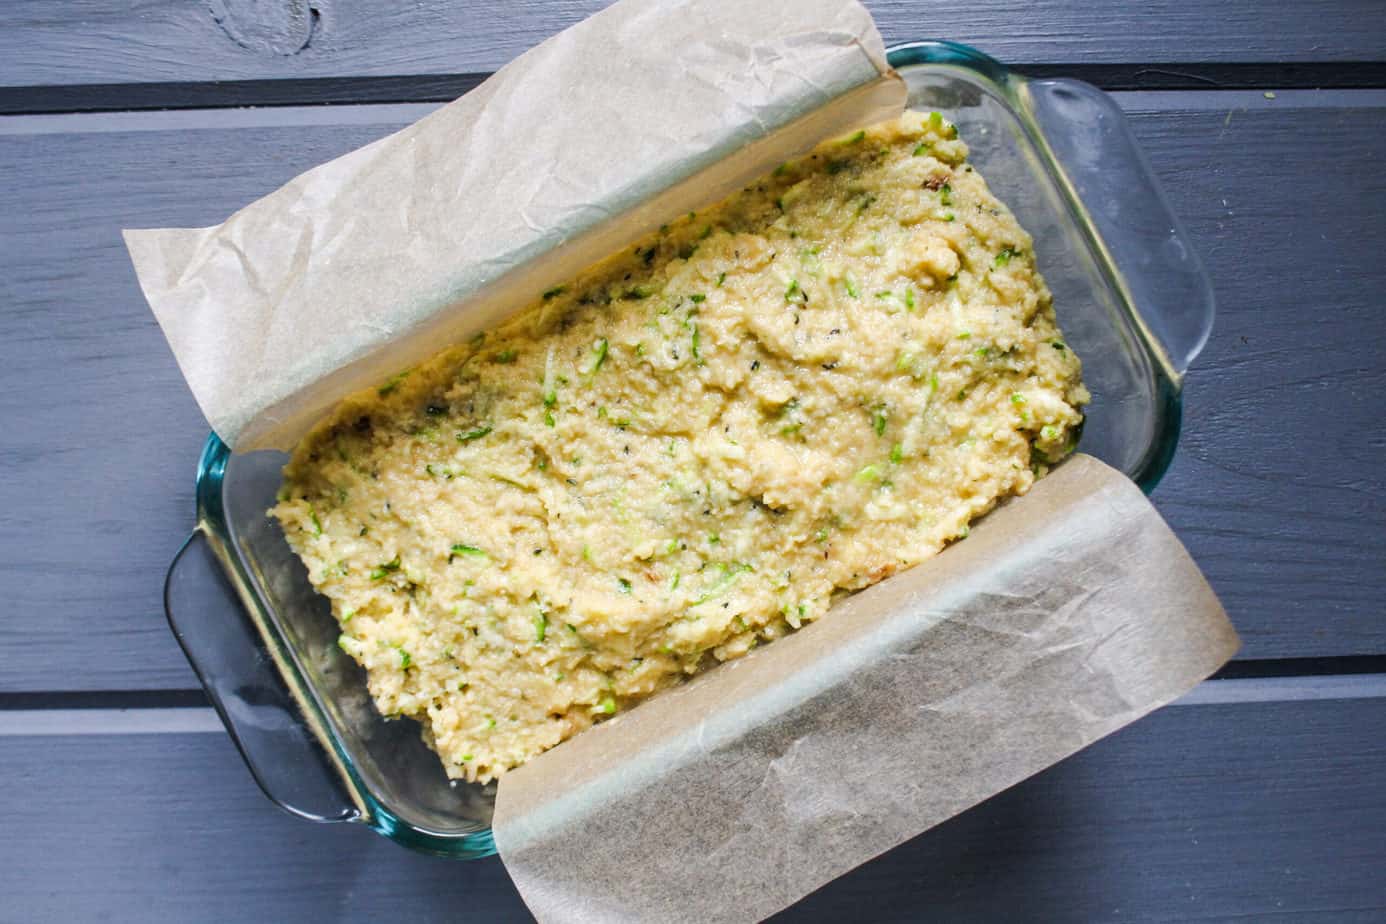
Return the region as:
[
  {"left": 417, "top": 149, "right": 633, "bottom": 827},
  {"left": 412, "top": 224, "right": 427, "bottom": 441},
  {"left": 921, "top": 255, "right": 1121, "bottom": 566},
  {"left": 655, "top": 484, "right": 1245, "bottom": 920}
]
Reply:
[{"left": 164, "top": 41, "right": 1214, "bottom": 858}]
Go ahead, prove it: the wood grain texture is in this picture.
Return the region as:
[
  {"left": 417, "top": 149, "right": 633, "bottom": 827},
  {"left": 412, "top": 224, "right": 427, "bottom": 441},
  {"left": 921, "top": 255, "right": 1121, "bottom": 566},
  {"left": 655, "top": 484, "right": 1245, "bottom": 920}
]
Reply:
[
  {"left": 1129, "top": 98, "right": 1386, "bottom": 658},
  {"left": 5, "top": 696, "right": 1384, "bottom": 922},
  {"left": 2, "top": 0, "right": 1385, "bottom": 91},
  {"left": 1, "top": 93, "right": 1383, "bottom": 692}
]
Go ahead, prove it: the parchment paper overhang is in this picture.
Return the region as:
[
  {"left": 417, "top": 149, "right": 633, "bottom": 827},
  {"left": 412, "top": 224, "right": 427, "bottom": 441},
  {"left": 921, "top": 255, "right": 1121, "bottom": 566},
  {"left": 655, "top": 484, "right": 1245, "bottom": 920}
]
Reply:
[{"left": 124, "top": 0, "right": 905, "bottom": 450}]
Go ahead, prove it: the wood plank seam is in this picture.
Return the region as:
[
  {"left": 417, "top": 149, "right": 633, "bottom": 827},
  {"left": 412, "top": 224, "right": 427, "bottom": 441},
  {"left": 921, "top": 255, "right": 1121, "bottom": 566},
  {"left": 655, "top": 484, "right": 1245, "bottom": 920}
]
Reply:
[
  {"left": 2, "top": 62, "right": 1385, "bottom": 116},
  {"left": 4, "top": 656, "right": 1385, "bottom": 711},
  {"left": 3, "top": 675, "right": 1384, "bottom": 734}
]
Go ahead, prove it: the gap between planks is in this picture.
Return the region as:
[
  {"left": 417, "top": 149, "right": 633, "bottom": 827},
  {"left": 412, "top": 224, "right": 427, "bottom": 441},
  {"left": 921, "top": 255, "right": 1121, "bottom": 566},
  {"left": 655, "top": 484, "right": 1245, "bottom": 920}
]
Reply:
[
  {"left": 2, "top": 88, "right": 1384, "bottom": 138},
  {"left": 3, "top": 61, "right": 1386, "bottom": 115},
  {"left": 2, "top": 674, "right": 1382, "bottom": 736}
]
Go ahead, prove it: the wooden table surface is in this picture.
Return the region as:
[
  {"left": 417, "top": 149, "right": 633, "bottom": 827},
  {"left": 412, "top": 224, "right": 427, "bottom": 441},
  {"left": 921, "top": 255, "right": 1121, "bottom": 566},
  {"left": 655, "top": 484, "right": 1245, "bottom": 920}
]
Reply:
[{"left": 2, "top": 2, "right": 1384, "bottom": 920}]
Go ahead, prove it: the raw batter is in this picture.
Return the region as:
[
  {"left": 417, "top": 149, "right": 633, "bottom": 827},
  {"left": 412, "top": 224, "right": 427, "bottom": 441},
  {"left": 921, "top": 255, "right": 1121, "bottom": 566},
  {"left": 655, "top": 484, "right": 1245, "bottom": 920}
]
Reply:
[{"left": 273, "top": 111, "right": 1088, "bottom": 782}]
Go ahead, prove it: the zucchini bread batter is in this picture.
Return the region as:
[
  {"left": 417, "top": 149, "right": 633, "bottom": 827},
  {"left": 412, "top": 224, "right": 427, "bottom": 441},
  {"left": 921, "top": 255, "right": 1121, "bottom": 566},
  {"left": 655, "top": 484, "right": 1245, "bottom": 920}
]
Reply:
[{"left": 272, "top": 112, "right": 1089, "bottom": 783}]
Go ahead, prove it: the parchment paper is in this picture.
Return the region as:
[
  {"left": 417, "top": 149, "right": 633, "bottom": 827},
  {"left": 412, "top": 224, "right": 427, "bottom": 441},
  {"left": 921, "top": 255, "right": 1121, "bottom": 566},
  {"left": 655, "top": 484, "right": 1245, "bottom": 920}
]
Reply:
[
  {"left": 123, "top": 0, "right": 904, "bottom": 450},
  {"left": 493, "top": 454, "right": 1239, "bottom": 923}
]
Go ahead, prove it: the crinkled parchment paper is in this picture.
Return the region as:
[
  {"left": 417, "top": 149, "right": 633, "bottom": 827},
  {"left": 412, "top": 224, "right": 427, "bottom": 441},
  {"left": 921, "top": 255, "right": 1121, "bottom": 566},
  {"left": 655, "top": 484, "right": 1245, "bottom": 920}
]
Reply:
[
  {"left": 492, "top": 455, "right": 1238, "bottom": 923},
  {"left": 123, "top": 1, "right": 1237, "bottom": 920},
  {"left": 124, "top": 0, "right": 904, "bottom": 450}
]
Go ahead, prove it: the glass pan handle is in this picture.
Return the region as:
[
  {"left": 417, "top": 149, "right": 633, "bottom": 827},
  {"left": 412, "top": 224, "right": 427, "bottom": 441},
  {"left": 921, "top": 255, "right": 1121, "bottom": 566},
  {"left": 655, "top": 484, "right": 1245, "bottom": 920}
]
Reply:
[
  {"left": 1023, "top": 78, "right": 1216, "bottom": 378},
  {"left": 165, "top": 530, "right": 358, "bottom": 823}
]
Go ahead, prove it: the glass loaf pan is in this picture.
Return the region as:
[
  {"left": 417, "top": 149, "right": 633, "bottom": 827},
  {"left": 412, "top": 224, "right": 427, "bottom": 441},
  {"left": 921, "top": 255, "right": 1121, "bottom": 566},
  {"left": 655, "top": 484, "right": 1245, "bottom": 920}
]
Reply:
[{"left": 163, "top": 41, "right": 1215, "bottom": 858}]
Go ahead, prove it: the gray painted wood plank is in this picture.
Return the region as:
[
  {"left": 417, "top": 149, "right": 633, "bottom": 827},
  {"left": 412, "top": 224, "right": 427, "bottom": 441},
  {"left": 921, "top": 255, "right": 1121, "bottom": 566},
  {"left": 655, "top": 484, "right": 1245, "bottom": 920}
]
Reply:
[
  {"left": 3, "top": 0, "right": 1385, "bottom": 91},
  {"left": 1, "top": 91, "right": 1383, "bottom": 692},
  {"left": 1128, "top": 100, "right": 1386, "bottom": 657},
  {"left": 4, "top": 696, "right": 1384, "bottom": 922}
]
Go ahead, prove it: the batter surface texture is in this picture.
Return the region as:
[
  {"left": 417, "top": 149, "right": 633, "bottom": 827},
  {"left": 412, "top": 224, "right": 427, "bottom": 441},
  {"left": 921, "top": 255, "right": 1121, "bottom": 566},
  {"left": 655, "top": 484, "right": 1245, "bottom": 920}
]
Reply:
[{"left": 273, "top": 112, "right": 1088, "bottom": 782}]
